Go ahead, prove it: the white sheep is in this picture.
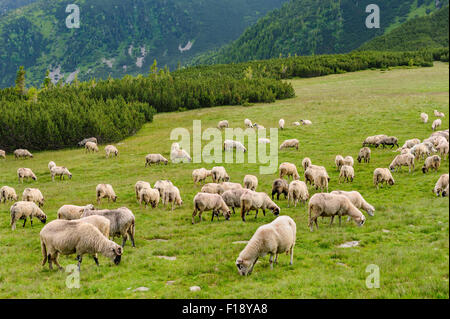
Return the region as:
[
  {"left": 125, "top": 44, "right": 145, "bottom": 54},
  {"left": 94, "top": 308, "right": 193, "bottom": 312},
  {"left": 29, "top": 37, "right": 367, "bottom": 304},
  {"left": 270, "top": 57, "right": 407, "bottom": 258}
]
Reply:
[
  {"left": 10, "top": 201, "right": 47, "bottom": 230},
  {"left": 1, "top": 186, "right": 18, "bottom": 203},
  {"left": 48, "top": 161, "right": 56, "bottom": 171},
  {"left": 57, "top": 204, "right": 95, "bottom": 220},
  {"left": 221, "top": 182, "right": 243, "bottom": 192},
  {"left": 401, "top": 138, "right": 421, "bottom": 149},
  {"left": 433, "top": 174, "right": 449, "bottom": 196},
  {"left": 162, "top": 185, "right": 183, "bottom": 210},
  {"left": 217, "top": 120, "right": 229, "bottom": 129},
  {"left": 17, "top": 168, "right": 37, "bottom": 183},
  {"left": 135, "top": 181, "right": 151, "bottom": 200},
  {"left": 50, "top": 166, "right": 72, "bottom": 181},
  {"left": 287, "top": 180, "right": 309, "bottom": 207},
  {"left": 279, "top": 162, "right": 300, "bottom": 180},
  {"left": 105, "top": 145, "right": 119, "bottom": 158},
  {"left": 330, "top": 190, "right": 375, "bottom": 217},
  {"left": 82, "top": 207, "right": 136, "bottom": 247},
  {"left": 14, "top": 149, "right": 33, "bottom": 159},
  {"left": 40, "top": 221, "right": 122, "bottom": 270},
  {"left": 85, "top": 141, "right": 99, "bottom": 153},
  {"left": 339, "top": 165, "right": 355, "bottom": 183},
  {"left": 373, "top": 168, "right": 395, "bottom": 189},
  {"left": 362, "top": 135, "right": 387, "bottom": 147},
  {"left": 436, "top": 140, "right": 449, "bottom": 160},
  {"left": 211, "top": 166, "right": 230, "bottom": 183},
  {"left": 422, "top": 155, "right": 441, "bottom": 174},
  {"left": 335, "top": 155, "right": 345, "bottom": 171},
  {"left": 192, "top": 168, "right": 212, "bottom": 185},
  {"left": 308, "top": 193, "right": 365, "bottom": 231},
  {"left": 78, "top": 137, "right": 97, "bottom": 147},
  {"left": 236, "top": 216, "right": 296, "bottom": 275},
  {"left": 302, "top": 157, "right": 312, "bottom": 171},
  {"left": 139, "top": 188, "right": 160, "bottom": 208},
  {"left": 0, "top": 149, "right": 5, "bottom": 159},
  {"left": 154, "top": 180, "right": 174, "bottom": 199},
  {"left": 221, "top": 188, "right": 251, "bottom": 215},
  {"left": 96, "top": 184, "right": 117, "bottom": 204},
  {"left": 201, "top": 183, "right": 225, "bottom": 195},
  {"left": 171, "top": 148, "right": 192, "bottom": 163},
  {"left": 22, "top": 188, "right": 45, "bottom": 207},
  {"left": 244, "top": 119, "right": 253, "bottom": 128},
  {"left": 432, "top": 119, "right": 442, "bottom": 131},
  {"left": 421, "top": 112, "right": 428, "bottom": 123},
  {"left": 240, "top": 190, "right": 280, "bottom": 222},
  {"left": 304, "top": 165, "right": 329, "bottom": 187},
  {"left": 343, "top": 156, "right": 354, "bottom": 167},
  {"left": 279, "top": 139, "right": 299, "bottom": 150},
  {"left": 300, "top": 120, "right": 312, "bottom": 125},
  {"left": 434, "top": 110, "right": 445, "bottom": 118},
  {"left": 292, "top": 121, "right": 301, "bottom": 126},
  {"left": 258, "top": 138, "right": 271, "bottom": 144},
  {"left": 192, "top": 192, "right": 231, "bottom": 224},
  {"left": 145, "top": 154, "right": 168, "bottom": 166},
  {"left": 443, "top": 184, "right": 449, "bottom": 197},
  {"left": 253, "top": 123, "right": 265, "bottom": 130},
  {"left": 357, "top": 147, "right": 371, "bottom": 163},
  {"left": 389, "top": 153, "right": 415, "bottom": 173},
  {"left": 223, "top": 139, "right": 247, "bottom": 152},
  {"left": 279, "top": 119, "right": 285, "bottom": 130},
  {"left": 313, "top": 170, "right": 329, "bottom": 192},
  {"left": 243, "top": 175, "right": 258, "bottom": 191}
]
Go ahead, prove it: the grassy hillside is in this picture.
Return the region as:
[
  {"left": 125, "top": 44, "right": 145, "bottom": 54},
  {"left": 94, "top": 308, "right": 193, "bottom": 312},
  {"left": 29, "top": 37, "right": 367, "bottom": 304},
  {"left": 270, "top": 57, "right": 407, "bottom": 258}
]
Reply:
[
  {"left": 0, "top": 0, "right": 287, "bottom": 88},
  {"left": 0, "top": 63, "right": 448, "bottom": 298},
  {"left": 358, "top": 6, "right": 449, "bottom": 52},
  {"left": 192, "top": 0, "right": 447, "bottom": 65},
  {"left": 0, "top": 0, "right": 37, "bottom": 16}
]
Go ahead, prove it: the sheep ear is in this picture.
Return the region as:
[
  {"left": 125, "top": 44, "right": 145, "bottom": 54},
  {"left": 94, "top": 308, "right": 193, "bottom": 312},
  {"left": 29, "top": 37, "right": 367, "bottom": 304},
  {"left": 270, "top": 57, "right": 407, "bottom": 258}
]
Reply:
[{"left": 114, "top": 246, "right": 123, "bottom": 255}]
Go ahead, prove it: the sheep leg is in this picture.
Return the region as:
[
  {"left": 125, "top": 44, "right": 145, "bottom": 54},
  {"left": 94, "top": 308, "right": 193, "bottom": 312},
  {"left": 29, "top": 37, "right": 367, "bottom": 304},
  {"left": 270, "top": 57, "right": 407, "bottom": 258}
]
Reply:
[
  {"left": 30, "top": 216, "right": 33, "bottom": 227},
  {"left": 314, "top": 219, "right": 319, "bottom": 230},
  {"left": 77, "top": 255, "right": 82, "bottom": 271},
  {"left": 269, "top": 254, "right": 274, "bottom": 269},
  {"left": 192, "top": 209, "right": 197, "bottom": 224},
  {"left": 23, "top": 218, "right": 27, "bottom": 228},
  {"left": 254, "top": 209, "right": 258, "bottom": 219},
  {"left": 232, "top": 207, "right": 235, "bottom": 215},
  {"left": 93, "top": 255, "right": 99, "bottom": 266},
  {"left": 48, "top": 254, "right": 53, "bottom": 270},
  {"left": 339, "top": 215, "right": 342, "bottom": 227},
  {"left": 262, "top": 209, "right": 266, "bottom": 216},
  {"left": 274, "top": 254, "right": 278, "bottom": 264},
  {"left": 211, "top": 211, "right": 215, "bottom": 222},
  {"left": 129, "top": 230, "right": 136, "bottom": 248},
  {"left": 121, "top": 236, "right": 128, "bottom": 248},
  {"left": 329, "top": 215, "right": 335, "bottom": 226}
]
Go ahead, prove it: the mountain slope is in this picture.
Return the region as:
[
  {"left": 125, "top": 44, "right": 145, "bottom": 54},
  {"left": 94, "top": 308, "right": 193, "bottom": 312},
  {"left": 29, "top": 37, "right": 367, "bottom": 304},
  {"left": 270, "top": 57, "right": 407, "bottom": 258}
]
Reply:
[
  {"left": 0, "top": 0, "right": 287, "bottom": 88},
  {"left": 358, "top": 5, "right": 449, "bottom": 51},
  {"left": 0, "top": 0, "right": 37, "bottom": 16},
  {"left": 192, "top": 0, "right": 447, "bottom": 65}
]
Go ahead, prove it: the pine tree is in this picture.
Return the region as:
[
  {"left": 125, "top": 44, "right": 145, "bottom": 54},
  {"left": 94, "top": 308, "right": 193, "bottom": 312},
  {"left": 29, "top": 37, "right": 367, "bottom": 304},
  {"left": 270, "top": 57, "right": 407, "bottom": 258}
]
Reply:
[{"left": 15, "top": 66, "right": 26, "bottom": 95}]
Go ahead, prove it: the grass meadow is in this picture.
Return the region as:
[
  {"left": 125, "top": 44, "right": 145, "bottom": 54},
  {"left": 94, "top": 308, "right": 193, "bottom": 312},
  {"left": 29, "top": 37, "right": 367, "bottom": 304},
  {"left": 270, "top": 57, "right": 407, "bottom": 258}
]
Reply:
[{"left": 0, "top": 63, "right": 448, "bottom": 299}]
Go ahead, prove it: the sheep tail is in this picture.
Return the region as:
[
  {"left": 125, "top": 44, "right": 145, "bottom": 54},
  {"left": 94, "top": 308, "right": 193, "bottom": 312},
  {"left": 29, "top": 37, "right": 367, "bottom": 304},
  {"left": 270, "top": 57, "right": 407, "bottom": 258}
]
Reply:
[{"left": 41, "top": 240, "right": 48, "bottom": 266}]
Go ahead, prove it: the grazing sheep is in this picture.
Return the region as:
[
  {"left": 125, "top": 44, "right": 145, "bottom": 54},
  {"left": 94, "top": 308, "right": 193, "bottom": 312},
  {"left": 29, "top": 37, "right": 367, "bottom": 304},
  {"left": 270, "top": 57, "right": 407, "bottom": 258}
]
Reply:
[
  {"left": 217, "top": 120, "right": 229, "bottom": 129},
  {"left": 253, "top": 123, "right": 265, "bottom": 130},
  {"left": 304, "top": 165, "right": 330, "bottom": 186},
  {"left": 139, "top": 188, "right": 160, "bottom": 208},
  {"left": 0, "top": 149, "right": 5, "bottom": 159},
  {"left": 330, "top": 190, "right": 375, "bottom": 217},
  {"left": 22, "top": 188, "right": 45, "bottom": 207},
  {"left": 78, "top": 137, "right": 97, "bottom": 147},
  {"left": 308, "top": 193, "right": 365, "bottom": 231},
  {"left": 240, "top": 190, "right": 280, "bottom": 222},
  {"left": 135, "top": 181, "right": 151, "bottom": 200},
  {"left": 17, "top": 168, "right": 37, "bottom": 183},
  {"left": 96, "top": 184, "right": 117, "bottom": 204},
  {"left": 258, "top": 138, "right": 271, "bottom": 144},
  {"left": 343, "top": 156, "right": 354, "bottom": 167},
  {"left": 421, "top": 113, "right": 429, "bottom": 123},
  {"left": 313, "top": 170, "right": 329, "bottom": 193},
  {"left": 357, "top": 147, "right": 371, "bottom": 163},
  {"left": 1, "top": 186, "right": 18, "bottom": 203},
  {"left": 243, "top": 175, "right": 258, "bottom": 191},
  {"left": 377, "top": 136, "right": 399, "bottom": 149},
  {"left": 434, "top": 110, "right": 445, "bottom": 118},
  {"left": 279, "top": 139, "right": 299, "bottom": 151},
  {"left": 211, "top": 166, "right": 230, "bottom": 183},
  {"left": 82, "top": 207, "right": 136, "bottom": 247},
  {"left": 339, "top": 165, "right": 355, "bottom": 183},
  {"left": 271, "top": 179, "right": 289, "bottom": 200},
  {"left": 302, "top": 157, "right": 312, "bottom": 171},
  {"left": 40, "top": 221, "right": 122, "bottom": 270},
  {"left": 293, "top": 121, "right": 301, "bottom": 126},
  {"left": 373, "top": 168, "right": 395, "bottom": 189},
  {"left": 287, "top": 181, "right": 309, "bottom": 207},
  {"left": 221, "top": 182, "right": 243, "bottom": 192},
  {"left": 431, "top": 130, "right": 449, "bottom": 141},
  {"left": 389, "top": 153, "right": 415, "bottom": 173},
  {"left": 192, "top": 193, "right": 231, "bottom": 224},
  {"left": 335, "top": 155, "right": 345, "bottom": 171},
  {"left": 279, "top": 119, "right": 285, "bottom": 130},
  {"left": 433, "top": 174, "right": 449, "bottom": 196},
  {"left": 50, "top": 166, "right": 72, "bottom": 181},
  {"left": 411, "top": 143, "right": 431, "bottom": 160},
  {"left": 432, "top": 119, "right": 442, "bottom": 131},
  {"left": 236, "top": 216, "right": 296, "bottom": 275},
  {"left": 105, "top": 145, "right": 119, "bottom": 158},
  {"left": 154, "top": 180, "right": 174, "bottom": 198},
  {"left": 145, "top": 154, "right": 169, "bottom": 166},
  {"left": 401, "top": 139, "right": 421, "bottom": 149},
  {"left": 362, "top": 135, "right": 387, "bottom": 147},
  {"left": 201, "top": 183, "right": 225, "bottom": 195},
  {"left": 436, "top": 140, "right": 449, "bottom": 160},
  {"left": 300, "top": 120, "right": 312, "bottom": 125},
  {"left": 244, "top": 119, "right": 253, "bottom": 128},
  {"left": 221, "top": 188, "right": 251, "bottom": 214},
  {"left": 10, "top": 201, "right": 47, "bottom": 230},
  {"left": 48, "top": 161, "right": 56, "bottom": 171},
  {"left": 85, "top": 141, "right": 99, "bottom": 153},
  {"left": 422, "top": 155, "right": 441, "bottom": 174},
  {"left": 443, "top": 184, "right": 449, "bottom": 197},
  {"left": 192, "top": 168, "right": 212, "bottom": 185},
  {"left": 279, "top": 162, "right": 300, "bottom": 180},
  {"left": 162, "top": 185, "right": 183, "bottom": 211},
  {"left": 223, "top": 140, "right": 247, "bottom": 152},
  {"left": 14, "top": 149, "right": 33, "bottom": 159},
  {"left": 171, "top": 148, "right": 192, "bottom": 163},
  {"left": 57, "top": 204, "right": 95, "bottom": 220}
]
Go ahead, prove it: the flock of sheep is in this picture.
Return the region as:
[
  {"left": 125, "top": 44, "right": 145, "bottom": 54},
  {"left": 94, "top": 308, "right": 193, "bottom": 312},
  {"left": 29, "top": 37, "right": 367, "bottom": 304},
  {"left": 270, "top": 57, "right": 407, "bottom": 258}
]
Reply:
[{"left": 0, "top": 109, "right": 448, "bottom": 275}]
